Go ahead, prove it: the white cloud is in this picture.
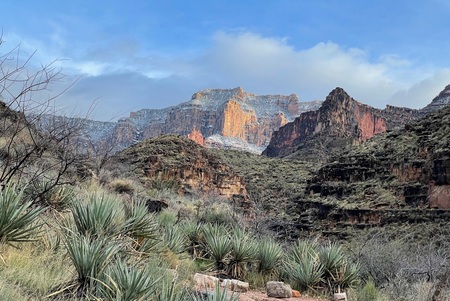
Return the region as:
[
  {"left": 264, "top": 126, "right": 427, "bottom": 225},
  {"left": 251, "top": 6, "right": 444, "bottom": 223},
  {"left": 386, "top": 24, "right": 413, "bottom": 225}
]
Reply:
[
  {"left": 388, "top": 69, "right": 450, "bottom": 108},
  {"left": 198, "top": 32, "right": 449, "bottom": 109}
]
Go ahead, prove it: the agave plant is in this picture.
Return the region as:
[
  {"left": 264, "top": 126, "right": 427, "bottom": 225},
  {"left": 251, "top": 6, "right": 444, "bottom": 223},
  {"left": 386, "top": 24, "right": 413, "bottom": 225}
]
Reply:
[
  {"left": 71, "top": 193, "right": 123, "bottom": 238},
  {"left": 164, "top": 225, "right": 187, "bottom": 255},
  {"left": 123, "top": 200, "right": 159, "bottom": 242},
  {"left": 256, "top": 237, "right": 284, "bottom": 277},
  {"left": 227, "top": 227, "right": 256, "bottom": 279},
  {"left": 183, "top": 222, "right": 205, "bottom": 258},
  {"left": 202, "top": 223, "right": 232, "bottom": 274},
  {"left": 96, "top": 260, "right": 159, "bottom": 301},
  {"left": 64, "top": 233, "right": 122, "bottom": 296},
  {"left": 0, "top": 183, "right": 44, "bottom": 246},
  {"left": 287, "top": 239, "right": 324, "bottom": 292},
  {"left": 318, "top": 242, "right": 360, "bottom": 292}
]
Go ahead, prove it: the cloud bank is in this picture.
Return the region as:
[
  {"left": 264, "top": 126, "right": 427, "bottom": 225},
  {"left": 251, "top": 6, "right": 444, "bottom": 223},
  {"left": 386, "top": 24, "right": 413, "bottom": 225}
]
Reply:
[{"left": 6, "top": 31, "right": 448, "bottom": 121}]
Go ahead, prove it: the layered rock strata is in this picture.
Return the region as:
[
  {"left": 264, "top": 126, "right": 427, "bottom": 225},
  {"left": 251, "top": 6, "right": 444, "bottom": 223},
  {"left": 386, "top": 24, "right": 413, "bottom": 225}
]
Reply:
[{"left": 263, "top": 87, "right": 424, "bottom": 159}]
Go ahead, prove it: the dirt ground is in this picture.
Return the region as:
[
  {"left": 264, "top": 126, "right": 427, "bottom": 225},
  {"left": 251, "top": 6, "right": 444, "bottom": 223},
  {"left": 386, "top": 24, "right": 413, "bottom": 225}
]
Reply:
[{"left": 237, "top": 290, "right": 325, "bottom": 301}]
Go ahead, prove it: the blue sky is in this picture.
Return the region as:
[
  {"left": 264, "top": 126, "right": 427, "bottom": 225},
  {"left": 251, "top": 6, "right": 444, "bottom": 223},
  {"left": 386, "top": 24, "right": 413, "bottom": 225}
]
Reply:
[{"left": 2, "top": 0, "right": 450, "bottom": 120}]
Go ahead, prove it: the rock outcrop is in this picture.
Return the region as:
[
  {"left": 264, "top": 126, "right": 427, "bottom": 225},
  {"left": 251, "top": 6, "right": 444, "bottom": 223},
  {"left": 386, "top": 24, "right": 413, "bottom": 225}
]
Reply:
[
  {"left": 263, "top": 87, "right": 424, "bottom": 160},
  {"left": 83, "top": 87, "right": 322, "bottom": 154},
  {"left": 112, "top": 135, "right": 253, "bottom": 214}
]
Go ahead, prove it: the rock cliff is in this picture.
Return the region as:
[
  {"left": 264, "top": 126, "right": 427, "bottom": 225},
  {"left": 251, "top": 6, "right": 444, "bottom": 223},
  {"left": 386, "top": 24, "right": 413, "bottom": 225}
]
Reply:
[
  {"left": 93, "top": 87, "right": 322, "bottom": 153},
  {"left": 263, "top": 87, "right": 424, "bottom": 160}
]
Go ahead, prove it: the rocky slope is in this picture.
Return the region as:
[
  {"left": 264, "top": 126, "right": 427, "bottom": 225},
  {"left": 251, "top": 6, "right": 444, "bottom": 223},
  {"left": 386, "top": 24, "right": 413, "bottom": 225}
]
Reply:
[
  {"left": 111, "top": 135, "right": 253, "bottom": 214},
  {"left": 82, "top": 87, "right": 322, "bottom": 154},
  {"left": 219, "top": 102, "right": 450, "bottom": 240},
  {"left": 263, "top": 87, "right": 425, "bottom": 160},
  {"left": 294, "top": 103, "right": 450, "bottom": 237}
]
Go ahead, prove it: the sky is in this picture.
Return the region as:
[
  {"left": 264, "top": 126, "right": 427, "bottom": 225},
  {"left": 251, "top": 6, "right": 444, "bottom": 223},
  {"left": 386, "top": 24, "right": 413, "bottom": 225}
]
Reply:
[{"left": 1, "top": 0, "right": 450, "bottom": 121}]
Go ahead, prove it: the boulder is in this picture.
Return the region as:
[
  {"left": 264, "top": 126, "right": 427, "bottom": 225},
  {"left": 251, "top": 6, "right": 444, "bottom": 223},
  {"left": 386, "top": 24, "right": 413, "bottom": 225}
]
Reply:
[
  {"left": 266, "top": 281, "right": 292, "bottom": 298},
  {"left": 221, "top": 279, "right": 249, "bottom": 292},
  {"left": 193, "top": 273, "right": 219, "bottom": 290}
]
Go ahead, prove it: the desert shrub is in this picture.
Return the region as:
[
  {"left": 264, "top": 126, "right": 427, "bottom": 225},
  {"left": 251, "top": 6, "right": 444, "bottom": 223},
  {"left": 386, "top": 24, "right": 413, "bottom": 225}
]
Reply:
[
  {"left": 109, "top": 178, "right": 136, "bottom": 195},
  {"left": 256, "top": 237, "right": 284, "bottom": 278},
  {"left": 202, "top": 223, "right": 231, "bottom": 273},
  {"left": 96, "top": 259, "right": 159, "bottom": 301},
  {"left": 157, "top": 210, "right": 178, "bottom": 227},
  {"left": 353, "top": 279, "right": 379, "bottom": 301},
  {"left": 70, "top": 193, "right": 123, "bottom": 238},
  {"left": 0, "top": 184, "right": 44, "bottom": 246},
  {"left": 163, "top": 225, "right": 187, "bottom": 255},
  {"left": 63, "top": 233, "right": 122, "bottom": 297},
  {"left": 0, "top": 245, "right": 70, "bottom": 298},
  {"left": 227, "top": 227, "right": 256, "bottom": 280}
]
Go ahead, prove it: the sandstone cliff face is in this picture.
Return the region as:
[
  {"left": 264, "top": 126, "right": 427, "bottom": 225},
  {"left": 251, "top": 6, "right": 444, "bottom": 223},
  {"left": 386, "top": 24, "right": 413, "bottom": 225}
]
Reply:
[
  {"left": 263, "top": 87, "right": 423, "bottom": 159},
  {"left": 113, "top": 135, "right": 253, "bottom": 214},
  {"left": 107, "top": 87, "right": 321, "bottom": 153},
  {"left": 187, "top": 128, "right": 205, "bottom": 146}
]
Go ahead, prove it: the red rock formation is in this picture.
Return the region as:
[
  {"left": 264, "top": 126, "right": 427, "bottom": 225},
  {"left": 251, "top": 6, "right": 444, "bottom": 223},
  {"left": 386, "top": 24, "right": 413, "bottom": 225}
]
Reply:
[
  {"left": 263, "top": 87, "right": 422, "bottom": 158},
  {"left": 109, "top": 88, "right": 322, "bottom": 153},
  {"left": 187, "top": 128, "right": 205, "bottom": 146}
]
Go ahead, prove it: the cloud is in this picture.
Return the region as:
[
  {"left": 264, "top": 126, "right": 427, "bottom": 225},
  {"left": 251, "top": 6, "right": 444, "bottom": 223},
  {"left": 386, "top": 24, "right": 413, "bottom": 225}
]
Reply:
[
  {"left": 7, "top": 30, "right": 449, "bottom": 121},
  {"left": 388, "top": 69, "right": 450, "bottom": 108},
  {"left": 198, "top": 32, "right": 449, "bottom": 109}
]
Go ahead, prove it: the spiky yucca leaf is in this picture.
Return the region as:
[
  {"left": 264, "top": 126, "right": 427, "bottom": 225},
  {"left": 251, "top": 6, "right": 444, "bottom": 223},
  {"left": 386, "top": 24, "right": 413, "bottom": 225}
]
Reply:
[
  {"left": 202, "top": 224, "right": 231, "bottom": 273},
  {"left": 287, "top": 239, "right": 324, "bottom": 291},
  {"left": 257, "top": 238, "right": 283, "bottom": 276},
  {"left": 164, "top": 225, "right": 187, "bottom": 254},
  {"left": 71, "top": 194, "right": 122, "bottom": 238},
  {"left": 65, "top": 234, "right": 122, "bottom": 294},
  {"left": 318, "top": 242, "right": 345, "bottom": 278},
  {"left": 288, "top": 258, "right": 324, "bottom": 292},
  {"left": 0, "top": 184, "right": 44, "bottom": 246},
  {"left": 96, "top": 260, "right": 159, "bottom": 301},
  {"left": 227, "top": 227, "right": 256, "bottom": 279},
  {"left": 183, "top": 222, "right": 205, "bottom": 258},
  {"left": 123, "top": 200, "right": 159, "bottom": 240}
]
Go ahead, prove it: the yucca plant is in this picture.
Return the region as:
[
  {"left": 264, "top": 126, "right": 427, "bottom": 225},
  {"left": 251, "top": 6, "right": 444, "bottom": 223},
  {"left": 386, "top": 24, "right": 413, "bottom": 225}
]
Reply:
[
  {"left": 202, "top": 223, "right": 231, "bottom": 274},
  {"left": 71, "top": 193, "right": 123, "bottom": 238},
  {"left": 318, "top": 242, "right": 345, "bottom": 279},
  {"left": 183, "top": 222, "right": 205, "bottom": 258},
  {"left": 318, "top": 242, "right": 360, "bottom": 293},
  {"left": 287, "top": 239, "right": 324, "bottom": 292},
  {"left": 164, "top": 225, "right": 187, "bottom": 255},
  {"left": 227, "top": 227, "right": 256, "bottom": 280},
  {"left": 123, "top": 200, "right": 159, "bottom": 242},
  {"left": 330, "top": 259, "right": 360, "bottom": 292},
  {"left": 155, "top": 277, "right": 188, "bottom": 301},
  {"left": 0, "top": 184, "right": 44, "bottom": 247},
  {"left": 64, "top": 233, "right": 122, "bottom": 296},
  {"left": 256, "top": 237, "right": 284, "bottom": 277},
  {"left": 95, "top": 260, "right": 159, "bottom": 301}
]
